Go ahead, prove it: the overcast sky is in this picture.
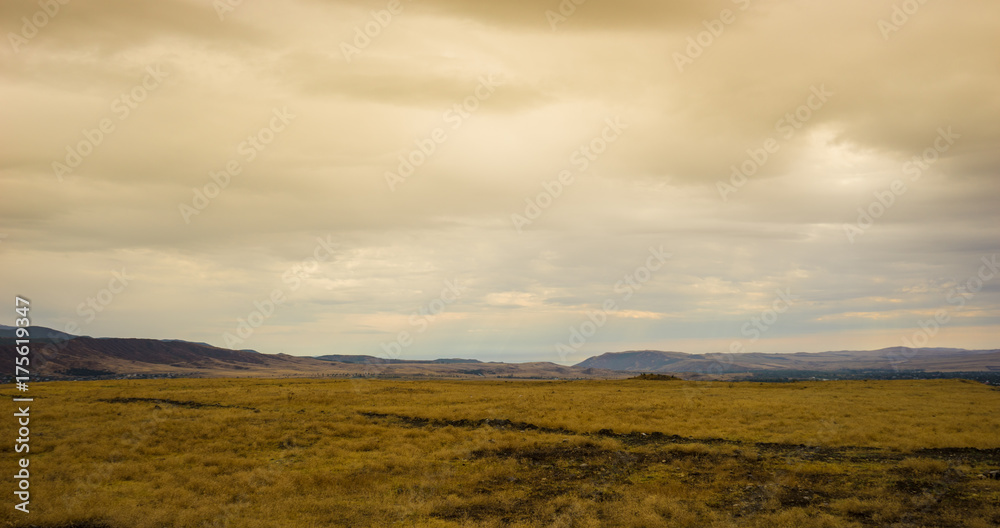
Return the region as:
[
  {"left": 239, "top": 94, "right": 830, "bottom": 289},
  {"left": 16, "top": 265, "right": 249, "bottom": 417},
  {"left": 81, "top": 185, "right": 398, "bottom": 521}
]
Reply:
[{"left": 2, "top": 0, "right": 998, "bottom": 363}]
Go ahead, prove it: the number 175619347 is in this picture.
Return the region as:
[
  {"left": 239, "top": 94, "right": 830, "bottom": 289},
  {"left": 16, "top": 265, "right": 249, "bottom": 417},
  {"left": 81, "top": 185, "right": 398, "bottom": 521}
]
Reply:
[{"left": 14, "top": 296, "right": 30, "bottom": 386}]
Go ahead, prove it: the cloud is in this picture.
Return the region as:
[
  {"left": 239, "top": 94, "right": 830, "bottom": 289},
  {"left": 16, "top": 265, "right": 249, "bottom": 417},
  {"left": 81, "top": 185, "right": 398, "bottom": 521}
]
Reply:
[
  {"left": 370, "top": 0, "right": 728, "bottom": 32},
  {"left": 1, "top": 0, "right": 262, "bottom": 54},
  {"left": 0, "top": 0, "right": 997, "bottom": 361}
]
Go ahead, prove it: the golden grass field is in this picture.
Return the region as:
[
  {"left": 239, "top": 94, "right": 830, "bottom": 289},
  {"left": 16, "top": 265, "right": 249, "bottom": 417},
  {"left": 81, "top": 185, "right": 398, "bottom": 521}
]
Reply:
[{"left": 2, "top": 377, "right": 999, "bottom": 527}]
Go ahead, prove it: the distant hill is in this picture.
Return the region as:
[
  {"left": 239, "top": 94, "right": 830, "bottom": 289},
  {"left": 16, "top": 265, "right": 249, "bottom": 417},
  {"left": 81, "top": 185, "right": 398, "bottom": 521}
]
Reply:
[
  {"left": 2, "top": 325, "right": 995, "bottom": 381},
  {"left": 575, "top": 350, "right": 695, "bottom": 371},
  {"left": 575, "top": 348, "right": 1000, "bottom": 374},
  {"left": 162, "top": 339, "right": 225, "bottom": 348},
  {"left": 0, "top": 335, "right": 318, "bottom": 378},
  {"left": 0, "top": 327, "right": 620, "bottom": 380},
  {"left": 315, "top": 354, "right": 481, "bottom": 365},
  {"left": 0, "top": 325, "right": 77, "bottom": 342}
]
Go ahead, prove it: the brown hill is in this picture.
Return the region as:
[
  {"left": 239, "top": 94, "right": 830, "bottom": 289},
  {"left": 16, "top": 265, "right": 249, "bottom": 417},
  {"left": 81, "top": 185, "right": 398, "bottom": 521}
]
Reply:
[
  {"left": 575, "top": 348, "right": 1000, "bottom": 374},
  {"left": 5, "top": 326, "right": 995, "bottom": 382},
  {"left": 4, "top": 336, "right": 321, "bottom": 377},
  {"left": 0, "top": 332, "right": 623, "bottom": 380}
]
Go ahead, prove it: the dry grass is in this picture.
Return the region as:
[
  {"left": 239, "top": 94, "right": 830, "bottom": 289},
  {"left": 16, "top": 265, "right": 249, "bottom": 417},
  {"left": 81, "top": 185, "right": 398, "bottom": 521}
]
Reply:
[{"left": 1, "top": 378, "right": 998, "bottom": 527}]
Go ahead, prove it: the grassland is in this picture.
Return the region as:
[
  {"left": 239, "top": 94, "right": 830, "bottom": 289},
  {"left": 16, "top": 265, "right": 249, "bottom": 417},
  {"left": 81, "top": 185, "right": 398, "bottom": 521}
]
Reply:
[{"left": 2, "top": 378, "right": 999, "bottom": 527}]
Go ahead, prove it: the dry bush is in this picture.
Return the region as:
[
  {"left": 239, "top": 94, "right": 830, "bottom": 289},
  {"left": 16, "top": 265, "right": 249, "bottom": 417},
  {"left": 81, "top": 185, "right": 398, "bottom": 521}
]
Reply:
[{"left": 898, "top": 456, "right": 949, "bottom": 475}]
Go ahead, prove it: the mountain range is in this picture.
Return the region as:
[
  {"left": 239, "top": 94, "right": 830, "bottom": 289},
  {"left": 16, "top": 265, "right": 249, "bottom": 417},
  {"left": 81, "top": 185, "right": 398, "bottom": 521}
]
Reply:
[
  {"left": 0, "top": 326, "right": 620, "bottom": 380},
  {"left": 2, "top": 326, "right": 998, "bottom": 381},
  {"left": 576, "top": 349, "right": 1000, "bottom": 374}
]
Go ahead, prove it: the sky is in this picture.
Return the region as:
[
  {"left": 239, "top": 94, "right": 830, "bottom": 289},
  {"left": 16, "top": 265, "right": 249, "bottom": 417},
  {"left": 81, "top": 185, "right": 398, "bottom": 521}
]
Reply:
[{"left": 1, "top": 0, "right": 998, "bottom": 364}]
